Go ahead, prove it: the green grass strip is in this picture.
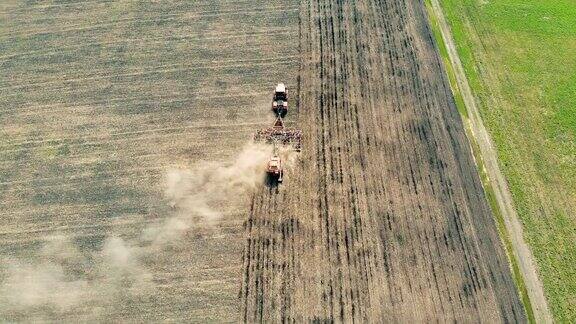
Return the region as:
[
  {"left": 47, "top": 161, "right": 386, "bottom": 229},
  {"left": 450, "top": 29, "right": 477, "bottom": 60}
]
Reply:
[{"left": 423, "top": 1, "right": 536, "bottom": 322}]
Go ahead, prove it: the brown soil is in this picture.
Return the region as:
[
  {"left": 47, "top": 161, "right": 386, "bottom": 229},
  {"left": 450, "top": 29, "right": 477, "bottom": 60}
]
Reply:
[
  {"left": 0, "top": 0, "right": 527, "bottom": 322},
  {"left": 240, "top": 0, "right": 526, "bottom": 322},
  {"left": 0, "top": 0, "right": 299, "bottom": 321}
]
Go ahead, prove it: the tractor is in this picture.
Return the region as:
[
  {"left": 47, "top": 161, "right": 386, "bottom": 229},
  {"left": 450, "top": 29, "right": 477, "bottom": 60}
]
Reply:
[{"left": 272, "top": 83, "right": 288, "bottom": 117}]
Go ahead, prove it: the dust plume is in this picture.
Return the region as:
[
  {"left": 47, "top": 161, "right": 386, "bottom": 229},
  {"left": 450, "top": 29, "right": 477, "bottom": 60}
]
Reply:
[
  {"left": 142, "top": 142, "right": 271, "bottom": 247},
  {"left": 0, "top": 235, "right": 152, "bottom": 319},
  {"left": 0, "top": 142, "right": 271, "bottom": 319}
]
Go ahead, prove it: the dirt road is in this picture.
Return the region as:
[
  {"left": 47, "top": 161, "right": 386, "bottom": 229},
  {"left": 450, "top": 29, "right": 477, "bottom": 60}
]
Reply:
[
  {"left": 428, "top": 0, "right": 552, "bottom": 321},
  {"left": 241, "top": 0, "right": 526, "bottom": 321}
]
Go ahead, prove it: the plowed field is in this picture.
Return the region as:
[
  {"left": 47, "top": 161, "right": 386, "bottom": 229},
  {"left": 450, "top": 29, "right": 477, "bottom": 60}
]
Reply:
[
  {"left": 241, "top": 0, "right": 526, "bottom": 322},
  {"left": 1, "top": 0, "right": 526, "bottom": 322}
]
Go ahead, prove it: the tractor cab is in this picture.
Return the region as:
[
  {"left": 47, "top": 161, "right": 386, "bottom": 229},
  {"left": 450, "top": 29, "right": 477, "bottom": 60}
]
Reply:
[
  {"left": 272, "top": 83, "right": 288, "bottom": 117},
  {"left": 273, "top": 83, "right": 287, "bottom": 101}
]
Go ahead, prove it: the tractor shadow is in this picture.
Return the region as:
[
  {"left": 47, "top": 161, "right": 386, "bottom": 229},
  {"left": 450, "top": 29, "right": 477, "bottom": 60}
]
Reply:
[{"left": 264, "top": 173, "right": 281, "bottom": 192}]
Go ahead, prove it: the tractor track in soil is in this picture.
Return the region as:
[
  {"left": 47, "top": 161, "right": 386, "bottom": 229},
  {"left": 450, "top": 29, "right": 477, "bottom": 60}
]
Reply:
[{"left": 241, "top": 0, "right": 526, "bottom": 321}]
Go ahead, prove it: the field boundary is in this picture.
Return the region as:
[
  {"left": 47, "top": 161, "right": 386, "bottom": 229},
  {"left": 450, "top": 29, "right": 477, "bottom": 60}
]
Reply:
[{"left": 423, "top": 0, "right": 552, "bottom": 322}]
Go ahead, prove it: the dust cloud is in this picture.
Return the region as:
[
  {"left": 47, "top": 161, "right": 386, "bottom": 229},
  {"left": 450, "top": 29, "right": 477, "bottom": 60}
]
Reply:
[
  {"left": 0, "top": 142, "right": 271, "bottom": 318},
  {"left": 143, "top": 142, "right": 271, "bottom": 247},
  {"left": 0, "top": 235, "right": 152, "bottom": 318}
]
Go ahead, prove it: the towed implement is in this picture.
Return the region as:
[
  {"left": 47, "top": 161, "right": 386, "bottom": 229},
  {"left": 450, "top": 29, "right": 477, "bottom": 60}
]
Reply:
[
  {"left": 254, "top": 116, "right": 301, "bottom": 152},
  {"left": 266, "top": 147, "right": 283, "bottom": 184},
  {"left": 254, "top": 83, "right": 301, "bottom": 185}
]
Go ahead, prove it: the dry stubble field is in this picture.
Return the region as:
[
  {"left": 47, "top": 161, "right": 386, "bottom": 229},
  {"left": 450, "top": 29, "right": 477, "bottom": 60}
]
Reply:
[
  {"left": 0, "top": 0, "right": 298, "bottom": 321},
  {"left": 1, "top": 0, "right": 527, "bottom": 322},
  {"left": 241, "top": 0, "right": 526, "bottom": 322}
]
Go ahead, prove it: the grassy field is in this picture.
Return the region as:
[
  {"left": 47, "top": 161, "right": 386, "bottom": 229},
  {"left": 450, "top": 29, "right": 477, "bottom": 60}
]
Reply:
[{"left": 436, "top": 0, "right": 576, "bottom": 321}]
